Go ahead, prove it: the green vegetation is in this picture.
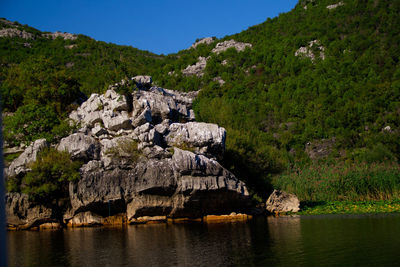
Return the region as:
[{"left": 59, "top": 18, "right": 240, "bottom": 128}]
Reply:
[
  {"left": 1, "top": 0, "right": 400, "bottom": 201},
  {"left": 7, "top": 149, "right": 82, "bottom": 202},
  {"left": 299, "top": 200, "right": 400, "bottom": 215},
  {"left": 105, "top": 139, "right": 141, "bottom": 162},
  {"left": 273, "top": 162, "right": 400, "bottom": 202}
]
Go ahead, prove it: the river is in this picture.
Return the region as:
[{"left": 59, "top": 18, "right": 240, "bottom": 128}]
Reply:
[{"left": 7, "top": 214, "right": 400, "bottom": 266}]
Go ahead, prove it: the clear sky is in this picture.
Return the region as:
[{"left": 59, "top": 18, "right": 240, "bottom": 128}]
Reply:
[{"left": 0, "top": 0, "right": 298, "bottom": 55}]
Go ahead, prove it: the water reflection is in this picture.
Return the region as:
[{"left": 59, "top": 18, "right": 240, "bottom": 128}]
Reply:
[{"left": 7, "top": 214, "right": 400, "bottom": 266}]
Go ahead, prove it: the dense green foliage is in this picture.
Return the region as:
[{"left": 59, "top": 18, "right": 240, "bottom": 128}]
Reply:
[
  {"left": 273, "top": 162, "right": 400, "bottom": 201},
  {"left": 7, "top": 148, "right": 82, "bottom": 202},
  {"left": 2, "top": 0, "right": 400, "bottom": 199},
  {"left": 0, "top": 19, "right": 164, "bottom": 145}
]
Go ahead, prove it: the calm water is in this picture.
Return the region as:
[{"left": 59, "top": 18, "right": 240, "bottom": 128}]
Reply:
[{"left": 7, "top": 214, "right": 400, "bottom": 266}]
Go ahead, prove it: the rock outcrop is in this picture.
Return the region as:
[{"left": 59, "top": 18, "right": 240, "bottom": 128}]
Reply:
[
  {"left": 0, "top": 28, "right": 34, "bottom": 39},
  {"left": 327, "top": 2, "right": 344, "bottom": 9},
  {"left": 181, "top": 39, "right": 252, "bottom": 77},
  {"left": 6, "top": 139, "right": 48, "bottom": 177},
  {"left": 5, "top": 76, "right": 250, "bottom": 228},
  {"left": 42, "top": 31, "right": 77, "bottom": 40},
  {"left": 295, "top": 40, "right": 325, "bottom": 62},
  {"left": 182, "top": 57, "right": 208, "bottom": 77},
  {"left": 265, "top": 190, "right": 300, "bottom": 214},
  {"left": 190, "top": 37, "right": 214, "bottom": 49},
  {"left": 211, "top": 40, "right": 252, "bottom": 54}
]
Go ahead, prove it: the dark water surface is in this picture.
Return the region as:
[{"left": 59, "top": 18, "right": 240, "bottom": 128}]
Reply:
[{"left": 7, "top": 214, "right": 400, "bottom": 266}]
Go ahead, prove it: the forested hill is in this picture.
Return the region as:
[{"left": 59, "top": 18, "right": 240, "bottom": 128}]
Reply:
[{"left": 1, "top": 0, "right": 400, "bottom": 197}]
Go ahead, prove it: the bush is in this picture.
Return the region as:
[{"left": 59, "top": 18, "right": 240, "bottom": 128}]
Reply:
[
  {"left": 21, "top": 148, "right": 82, "bottom": 202},
  {"left": 105, "top": 138, "right": 141, "bottom": 163}
]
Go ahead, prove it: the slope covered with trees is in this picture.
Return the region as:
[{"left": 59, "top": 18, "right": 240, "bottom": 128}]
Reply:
[{"left": 2, "top": 0, "right": 400, "bottom": 200}]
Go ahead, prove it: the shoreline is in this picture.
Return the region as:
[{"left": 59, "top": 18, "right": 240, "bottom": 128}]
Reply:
[
  {"left": 6, "top": 213, "right": 254, "bottom": 231},
  {"left": 7, "top": 199, "right": 400, "bottom": 231}
]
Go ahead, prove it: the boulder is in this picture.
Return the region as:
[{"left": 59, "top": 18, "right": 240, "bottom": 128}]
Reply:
[
  {"left": 265, "top": 190, "right": 300, "bottom": 213},
  {"left": 7, "top": 139, "right": 48, "bottom": 177},
  {"left": 132, "top": 108, "right": 152, "bottom": 128},
  {"left": 104, "top": 111, "right": 132, "bottom": 131},
  {"left": 164, "top": 122, "right": 226, "bottom": 158},
  {"left": 57, "top": 133, "right": 100, "bottom": 161},
  {"left": 132, "top": 75, "right": 152, "bottom": 88}
]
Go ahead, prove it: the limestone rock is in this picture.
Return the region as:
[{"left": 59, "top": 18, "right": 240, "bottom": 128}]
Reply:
[
  {"left": 213, "top": 76, "right": 225, "bottom": 86},
  {"left": 7, "top": 139, "right": 48, "bottom": 177},
  {"left": 132, "top": 75, "right": 152, "bottom": 88},
  {"left": 182, "top": 57, "right": 208, "bottom": 77},
  {"left": 105, "top": 111, "right": 132, "bottom": 131},
  {"left": 42, "top": 31, "right": 77, "bottom": 40},
  {"left": 69, "top": 148, "right": 249, "bottom": 219},
  {"left": 327, "top": 1, "right": 344, "bottom": 9},
  {"left": 190, "top": 37, "right": 214, "bottom": 49},
  {"left": 164, "top": 122, "right": 226, "bottom": 158},
  {"left": 265, "top": 190, "right": 300, "bottom": 213},
  {"left": 212, "top": 40, "right": 252, "bottom": 54},
  {"left": 67, "top": 211, "right": 103, "bottom": 227},
  {"left": 7, "top": 78, "right": 250, "bottom": 227},
  {"left": 57, "top": 133, "right": 100, "bottom": 161},
  {"left": 5, "top": 193, "right": 54, "bottom": 229},
  {"left": 295, "top": 40, "right": 325, "bottom": 62},
  {"left": 0, "top": 28, "right": 34, "bottom": 39}
]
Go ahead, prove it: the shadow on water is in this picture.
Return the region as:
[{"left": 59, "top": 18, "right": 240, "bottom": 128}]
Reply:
[{"left": 7, "top": 214, "right": 400, "bottom": 266}]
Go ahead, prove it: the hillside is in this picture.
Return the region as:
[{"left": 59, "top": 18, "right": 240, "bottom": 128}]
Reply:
[
  {"left": 2, "top": 0, "right": 400, "bottom": 199},
  {"left": 151, "top": 0, "right": 400, "bottom": 194}
]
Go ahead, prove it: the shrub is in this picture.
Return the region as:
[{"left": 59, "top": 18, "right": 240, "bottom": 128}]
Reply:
[
  {"left": 21, "top": 148, "right": 82, "bottom": 202},
  {"left": 105, "top": 138, "right": 141, "bottom": 162}
]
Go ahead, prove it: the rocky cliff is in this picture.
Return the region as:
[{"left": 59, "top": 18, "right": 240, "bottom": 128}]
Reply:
[{"left": 5, "top": 77, "right": 250, "bottom": 229}]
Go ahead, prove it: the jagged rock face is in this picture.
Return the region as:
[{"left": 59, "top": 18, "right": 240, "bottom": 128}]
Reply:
[
  {"left": 6, "top": 139, "right": 48, "bottom": 177},
  {"left": 69, "top": 148, "right": 249, "bottom": 220},
  {"left": 5, "top": 193, "right": 54, "bottom": 229},
  {"left": 6, "top": 76, "right": 250, "bottom": 227},
  {"left": 265, "top": 190, "right": 300, "bottom": 213}
]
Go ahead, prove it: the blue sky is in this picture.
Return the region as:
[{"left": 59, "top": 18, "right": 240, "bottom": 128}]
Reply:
[{"left": 0, "top": 0, "right": 298, "bottom": 55}]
